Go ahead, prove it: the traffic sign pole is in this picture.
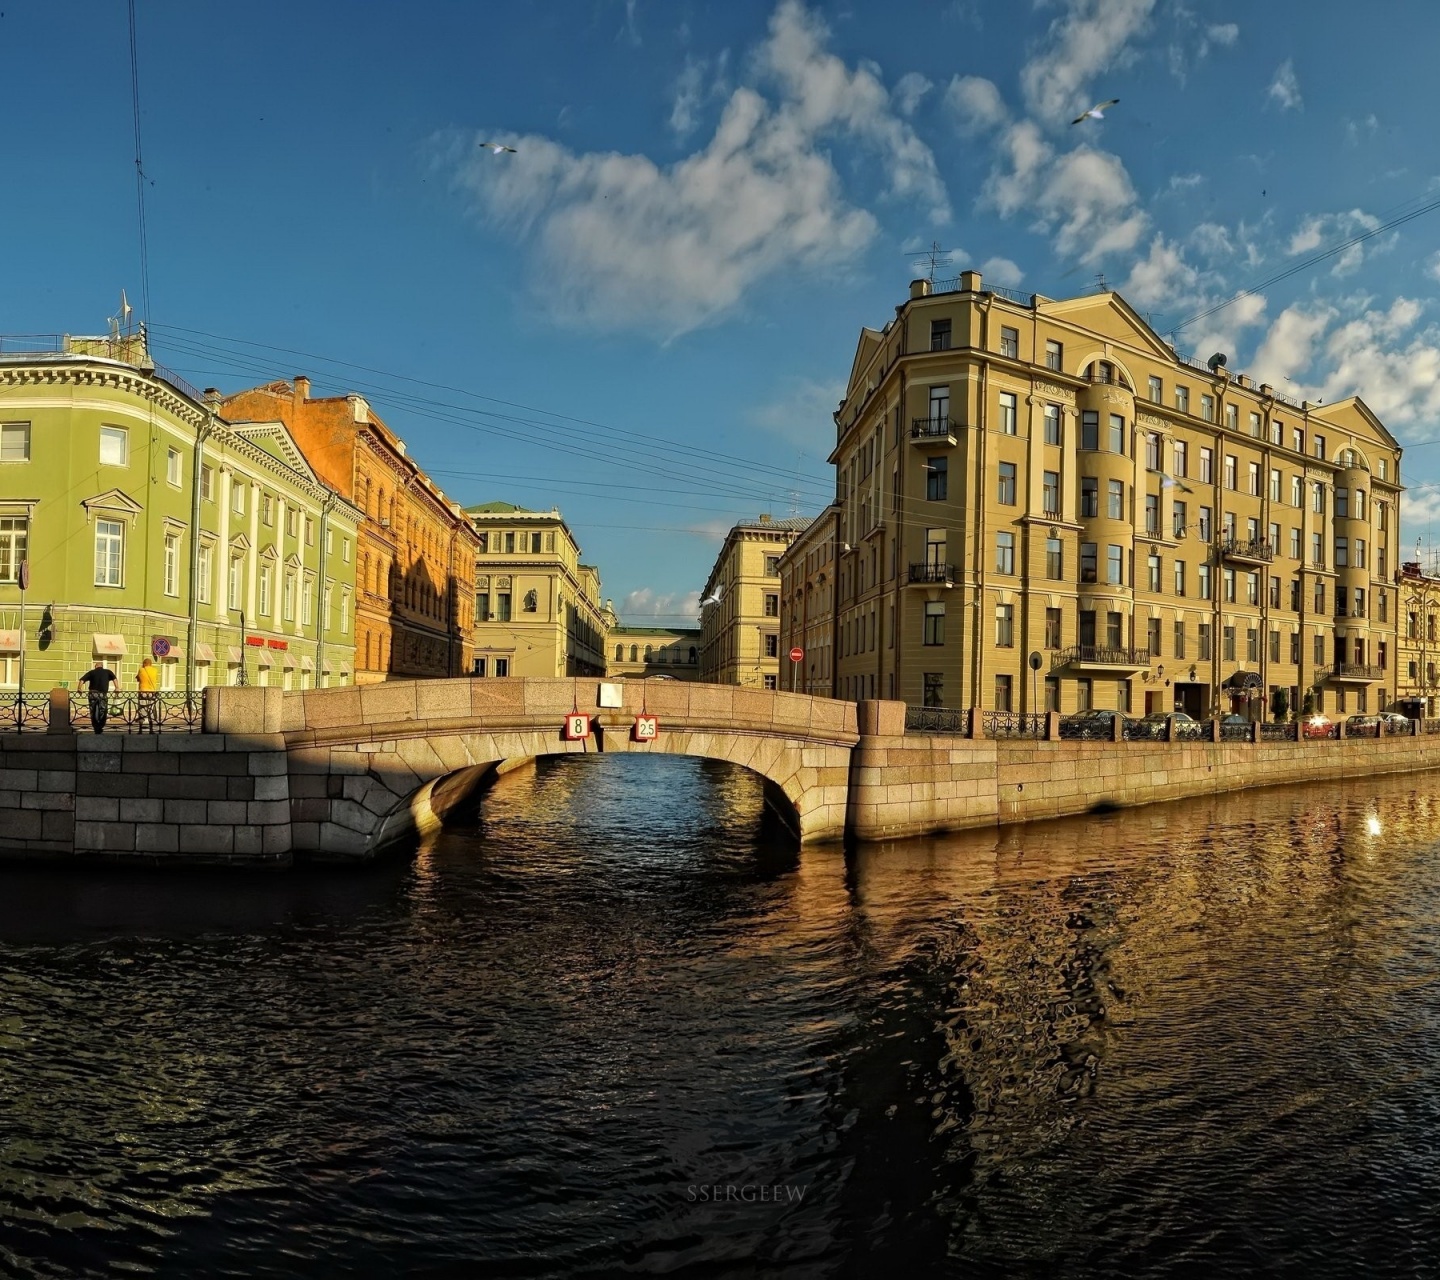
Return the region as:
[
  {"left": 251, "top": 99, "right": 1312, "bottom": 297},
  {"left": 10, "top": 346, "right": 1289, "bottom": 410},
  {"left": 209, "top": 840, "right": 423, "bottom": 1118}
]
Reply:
[{"left": 788, "top": 646, "right": 804, "bottom": 693}]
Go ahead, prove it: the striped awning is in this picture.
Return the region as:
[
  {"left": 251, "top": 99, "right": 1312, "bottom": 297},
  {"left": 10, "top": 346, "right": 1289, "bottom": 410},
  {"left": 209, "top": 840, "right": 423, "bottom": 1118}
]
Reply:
[
  {"left": 161, "top": 647, "right": 183, "bottom": 664},
  {"left": 299, "top": 655, "right": 315, "bottom": 672},
  {"left": 0, "top": 630, "right": 19, "bottom": 653},
  {"left": 194, "top": 643, "right": 216, "bottom": 663},
  {"left": 254, "top": 648, "right": 274, "bottom": 667},
  {"left": 340, "top": 661, "right": 353, "bottom": 675},
  {"left": 226, "top": 646, "right": 244, "bottom": 664},
  {"left": 282, "top": 651, "right": 297, "bottom": 670},
  {"left": 93, "top": 633, "right": 126, "bottom": 656}
]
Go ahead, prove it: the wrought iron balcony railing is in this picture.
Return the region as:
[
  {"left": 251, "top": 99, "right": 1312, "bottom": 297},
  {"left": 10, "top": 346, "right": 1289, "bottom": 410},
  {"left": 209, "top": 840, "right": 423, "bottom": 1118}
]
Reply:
[
  {"left": 908, "top": 562, "right": 956, "bottom": 586},
  {"left": 910, "top": 416, "right": 960, "bottom": 441},
  {"left": 1219, "top": 536, "right": 1274, "bottom": 563},
  {"left": 1050, "top": 645, "right": 1151, "bottom": 670}
]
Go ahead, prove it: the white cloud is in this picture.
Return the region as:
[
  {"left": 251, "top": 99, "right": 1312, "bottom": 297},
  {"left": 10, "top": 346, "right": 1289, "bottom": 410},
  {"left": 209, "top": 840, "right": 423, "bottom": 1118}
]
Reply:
[
  {"left": 981, "top": 256, "right": 1023, "bottom": 287},
  {"left": 1168, "top": 11, "right": 1239, "bottom": 81},
  {"left": 1287, "top": 209, "right": 1384, "bottom": 276},
  {"left": 670, "top": 57, "right": 707, "bottom": 139},
  {"left": 1020, "top": 0, "right": 1155, "bottom": 124},
  {"left": 1268, "top": 59, "right": 1302, "bottom": 111},
  {"left": 1189, "top": 221, "right": 1233, "bottom": 260},
  {"left": 893, "top": 71, "right": 932, "bottom": 117},
  {"left": 1121, "top": 235, "right": 1199, "bottom": 310},
  {"left": 1168, "top": 172, "right": 1203, "bottom": 191},
  {"left": 1206, "top": 22, "right": 1239, "bottom": 46},
  {"left": 444, "top": 0, "right": 947, "bottom": 338},
  {"left": 622, "top": 588, "right": 703, "bottom": 623},
  {"left": 1251, "top": 303, "right": 1335, "bottom": 386},
  {"left": 945, "top": 74, "right": 1008, "bottom": 135},
  {"left": 1344, "top": 113, "right": 1379, "bottom": 145}
]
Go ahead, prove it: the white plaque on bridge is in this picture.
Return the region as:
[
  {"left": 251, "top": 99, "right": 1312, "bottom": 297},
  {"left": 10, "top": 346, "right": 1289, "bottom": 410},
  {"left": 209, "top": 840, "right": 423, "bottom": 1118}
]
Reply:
[{"left": 598, "top": 682, "right": 624, "bottom": 708}]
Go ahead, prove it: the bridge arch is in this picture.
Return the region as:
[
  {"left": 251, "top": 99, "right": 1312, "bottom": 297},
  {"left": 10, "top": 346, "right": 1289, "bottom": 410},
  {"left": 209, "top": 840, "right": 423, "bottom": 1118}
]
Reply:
[{"left": 271, "top": 678, "right": 859, "bottom": 860}]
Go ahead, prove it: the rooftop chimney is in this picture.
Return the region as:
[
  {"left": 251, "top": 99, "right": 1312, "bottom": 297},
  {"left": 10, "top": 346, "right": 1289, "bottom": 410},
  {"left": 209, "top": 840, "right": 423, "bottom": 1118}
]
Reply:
[
  {"left": 909, "top": 278, "right": 932, "bottom": 300},
  {"left": 202, "top": 388, "right": 222, "bottom": 406},
  {"left": 758, "top": 513, "right": 772, "bottom": 523},
  {"left": 293, "top": 376, "right": 311, "bottom": 407},
  {"left": 959, "top": 269, "right": 982, "bottom": 293}
]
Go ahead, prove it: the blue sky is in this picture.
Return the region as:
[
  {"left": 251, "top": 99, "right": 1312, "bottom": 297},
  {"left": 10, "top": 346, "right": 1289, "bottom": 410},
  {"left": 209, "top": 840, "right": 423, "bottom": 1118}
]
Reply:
[{"left": 9, "top": 0, "right": 1440, "bottom": 620}]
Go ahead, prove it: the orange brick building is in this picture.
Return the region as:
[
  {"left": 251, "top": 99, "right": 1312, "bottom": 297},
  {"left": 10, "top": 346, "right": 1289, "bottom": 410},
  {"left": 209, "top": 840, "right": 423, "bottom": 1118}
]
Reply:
[{"left": 220, "top": 378, "right": 480, "bottom": 683}]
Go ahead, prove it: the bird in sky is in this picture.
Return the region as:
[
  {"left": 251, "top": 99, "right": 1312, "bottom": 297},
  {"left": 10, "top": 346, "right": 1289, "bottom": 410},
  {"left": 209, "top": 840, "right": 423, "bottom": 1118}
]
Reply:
[
  {"left": 700, "top": 585, "right": 724, "bottom": 608},
  {"left": 1071, "top": 98, "right": 1120, "bottom": 125},
  {"left": 1148, "top": 467, "right": 1194, "bottom": 494},
  {"left": 478, "top": 141, "right": 517, "bottom": 154}
]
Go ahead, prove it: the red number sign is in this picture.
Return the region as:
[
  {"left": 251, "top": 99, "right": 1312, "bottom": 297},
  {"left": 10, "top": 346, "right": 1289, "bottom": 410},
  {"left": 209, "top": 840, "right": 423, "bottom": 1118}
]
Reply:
[
  {"left": 634, "top": 715, "right": 658, "bottom": 741},
  {"left": 563, "top": 714, "right": 591, "bottom": 740}
]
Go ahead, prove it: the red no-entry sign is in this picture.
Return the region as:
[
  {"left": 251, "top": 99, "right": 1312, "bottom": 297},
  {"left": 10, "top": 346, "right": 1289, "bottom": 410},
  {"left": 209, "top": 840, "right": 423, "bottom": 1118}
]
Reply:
[{"left": 788, "top": 647, "right": 804, "bottom": 663}]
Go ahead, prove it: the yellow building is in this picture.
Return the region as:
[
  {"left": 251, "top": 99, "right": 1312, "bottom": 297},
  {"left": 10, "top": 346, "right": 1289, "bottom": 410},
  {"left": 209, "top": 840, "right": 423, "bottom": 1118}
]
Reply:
[
  {"left": 1397, "top": 558, "right": 1440, "bottom": 717},
  {"left": 607, "top": 625, "right": 701, "bottom": 680},
  {"left": 777, "top": 505, "right": 838, "bottom": 695},
  {"left": 825, "top": 270, "right": 1403, "bottom": 718},
  {"left": 698, "top": 514, "right": 811, "bottom": 688},
  {"left": 465, "top": 502, "right": 613, "bottom": 677}
]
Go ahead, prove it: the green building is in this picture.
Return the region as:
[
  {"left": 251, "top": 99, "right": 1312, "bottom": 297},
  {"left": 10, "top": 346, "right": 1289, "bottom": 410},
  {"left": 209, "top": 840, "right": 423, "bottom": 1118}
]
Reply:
[{"left": 0, "top": 330, "right": 361, "bottom": 693}]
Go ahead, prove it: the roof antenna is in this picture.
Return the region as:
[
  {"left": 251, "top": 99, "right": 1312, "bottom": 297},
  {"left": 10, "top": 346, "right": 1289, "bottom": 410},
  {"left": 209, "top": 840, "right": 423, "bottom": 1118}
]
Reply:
[
  {"left": 1093, "top": 271, "right": 1108, "bottom": 293},
  {"left": 907, "top": 240, "right": 954, "bottom": 284}
]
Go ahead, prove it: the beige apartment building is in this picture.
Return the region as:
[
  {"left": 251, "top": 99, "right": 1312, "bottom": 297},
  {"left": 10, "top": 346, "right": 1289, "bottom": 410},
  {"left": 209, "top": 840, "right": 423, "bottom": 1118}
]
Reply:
[
  {"left": 1397, "top": 558, "right": 1440, "bottom": 716},
  {"left": 777, "top": 506, "right": 839, "bottom": 695},
  {"left": 698, "top": 515, "right": 811, "bottom": 688},
  {"left": 466, "top": 502, "right": 615, "bottom": 678},
  {"left": 608, "top": 625, "right": 701, "bottom": 680},
  {"left": 824, "top": 271, "right": 1403, "bottom": 719}
]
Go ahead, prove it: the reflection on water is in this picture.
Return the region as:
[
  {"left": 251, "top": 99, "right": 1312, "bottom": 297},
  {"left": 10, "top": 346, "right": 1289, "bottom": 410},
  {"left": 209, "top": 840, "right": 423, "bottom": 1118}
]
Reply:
[{"left": 4, "top": 755, "right": 1440, "bottom": 1276}]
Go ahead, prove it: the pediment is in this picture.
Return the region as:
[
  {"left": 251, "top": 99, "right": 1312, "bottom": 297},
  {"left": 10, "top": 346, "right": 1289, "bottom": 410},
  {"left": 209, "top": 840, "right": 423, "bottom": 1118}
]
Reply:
[
  {"left": 845, "top": 327, "right": 886, "bottom": 401},
  {"left": 232, "top": 421, "right": 319, "bottom": 482},
  {"left": 229, "top": 532, "right": 252, "bottom": 552},
  {"left": 1041, "top": 291, "right": 1178, "bottom": 362},
  {"left": 81, "top": 488, "right": 143, "bottom": 517},
  {"left": 1310, "top": 396, "right": 1401, "bottom": 451}
]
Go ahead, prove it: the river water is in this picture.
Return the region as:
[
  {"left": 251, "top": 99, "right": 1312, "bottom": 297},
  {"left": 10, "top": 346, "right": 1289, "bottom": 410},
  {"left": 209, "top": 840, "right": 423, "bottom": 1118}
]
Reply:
[{"left": 3, "top": 754, "right": 1440, "bottom": 1277}]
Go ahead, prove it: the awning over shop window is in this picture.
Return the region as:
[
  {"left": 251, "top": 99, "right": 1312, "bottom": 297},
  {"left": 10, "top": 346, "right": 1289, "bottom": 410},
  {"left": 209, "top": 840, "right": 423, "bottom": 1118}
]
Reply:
[
  {"left": 161, "top": 648, "right": 183, "bottom": 664},
  {"left": 93, "top": 633, "right": 126, "bottom": 657},
  {"left": 282, "top": 652, "right": 297, "bottom": 670},
  {"left": 226, "top": 646, "right": 244, "bottom": 665},
  {"left": 1226, "top": 670, "right": 1263, "bottom": 691},
  {"left": 299, "top": 656, "right": 314, "bottom": 672},
  {"left": 340, "top": 661, "right": 353, "bottom": 675},
  {"left": 0, "top": 630, "right": 20, "bottom": 653},
  {"left": 319, "top": 655, "right": 333, "bottom": 672},
  {"left": 255, "top": 648, "right": 274, "bottom": 667},
  {"left": 194, "top": 643, "right": 216, "bottom": 663}
]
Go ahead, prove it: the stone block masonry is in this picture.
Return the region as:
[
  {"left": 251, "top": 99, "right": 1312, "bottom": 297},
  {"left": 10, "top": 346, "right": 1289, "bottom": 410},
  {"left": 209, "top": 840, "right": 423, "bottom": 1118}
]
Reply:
[{"left": 0, "top": 732, "right": 291, "bottom": 866}]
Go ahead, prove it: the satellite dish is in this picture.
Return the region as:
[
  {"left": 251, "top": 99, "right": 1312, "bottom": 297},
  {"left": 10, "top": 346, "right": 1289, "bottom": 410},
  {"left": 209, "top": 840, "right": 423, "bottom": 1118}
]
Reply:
[{"left": 1206, "top": 352, "right": 1228, "bottom": 372}]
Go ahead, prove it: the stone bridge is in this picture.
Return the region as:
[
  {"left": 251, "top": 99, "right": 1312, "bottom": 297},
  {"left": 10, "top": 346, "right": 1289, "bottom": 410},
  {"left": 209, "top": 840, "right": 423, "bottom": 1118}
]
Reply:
[{"left": 214, "top": 678, "right": 861, "bottom": 859}]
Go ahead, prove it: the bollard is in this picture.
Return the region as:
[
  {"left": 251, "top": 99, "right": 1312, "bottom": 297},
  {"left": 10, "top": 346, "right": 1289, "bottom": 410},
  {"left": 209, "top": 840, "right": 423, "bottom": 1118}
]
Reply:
[
  {"left": 1046, "top": 710, "right": 1061, "bottom": 742},
  {"left": 47, "top": 687, "right": 72, "bottom": 734}
]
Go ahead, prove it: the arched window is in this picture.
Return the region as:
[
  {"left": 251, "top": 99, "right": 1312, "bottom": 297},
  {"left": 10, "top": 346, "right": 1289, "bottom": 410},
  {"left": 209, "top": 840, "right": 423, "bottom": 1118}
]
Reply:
[
  {"left": 630, "top": 645, "right": 638, "bottom": 662},
  {"left": 689, "top": 646, "right": 697, "bottom": 663},
  {"left": 614, "top": 643, "right": 623, "bottom": 661},
  {"left": 644, "top": 644, "right": 652, "bottom": 661}
]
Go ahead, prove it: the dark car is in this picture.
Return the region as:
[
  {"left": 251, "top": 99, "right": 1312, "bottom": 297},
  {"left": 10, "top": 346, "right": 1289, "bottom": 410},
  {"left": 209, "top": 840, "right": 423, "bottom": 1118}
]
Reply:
[
  {"left": 1378, "top": 712, "right": 1414, "bottom": 734},
  {"left": 1131, "top": 710, "right": 1198, "bottom": 739},
  {"left": 1061, "top": 709, "right": 1131, "bottom": 739},
  {"left": 1345, "top": 714, "right": 1381, "bottom": 738}
]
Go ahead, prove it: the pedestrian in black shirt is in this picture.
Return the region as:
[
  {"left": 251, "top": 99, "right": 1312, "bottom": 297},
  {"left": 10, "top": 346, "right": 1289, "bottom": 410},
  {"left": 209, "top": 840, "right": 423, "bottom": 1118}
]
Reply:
[{"left": 78, "top": 660, "right": 119, "bottom": 734}]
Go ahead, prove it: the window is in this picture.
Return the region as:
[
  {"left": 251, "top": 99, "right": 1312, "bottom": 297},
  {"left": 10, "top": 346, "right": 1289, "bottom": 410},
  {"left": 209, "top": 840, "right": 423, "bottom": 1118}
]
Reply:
[
  {"left": 1082, "top": 410, "right": 1099, "bottom": 450},
  {"left": 495, "top": 658, "right": 510, "bottom": 677},
  {"left": 1077, "top": 678, "right": 1094, "bottom": 711},
  {"left": 497, "top": 592, "right": 512, "bottom": 622},
  {"left": 1106, "top": 612, "right": 1123, "bottom": 648},
  {"left": 1247, "top": 628, "right": 1259, "bottom": 663},
  {"left": 1173, "top": 500, "right": 1187, "bottom": 538},
  {"left": 259, "top": 564, "right": 273, "bottom": 615},
  {"left": 1270, "top": 469, "right": 1281, "bottom": 501},
  {"left": 1224, "top": 455, "right": 1238, "bottom": 489},
  {"left": 1046, "top": 535, "right": 1063, "bottom": 579},
  {"left": 765, "top": 555, "right": 781, "bottom": 576},
  {"left": 1290, "top": 529, "right": 1301, "bottom": 559},
  {"left": 1199, "top": 563, "right": 1212, "bottom": 599},
  {"left": 1221, "top": 403, "right": 1237, "bottom": 431},
  {"left": 999, "top": 392, "right": 1018, "bottom": 435},
  {"left": 99, "top": 425, "right": 128, "bottom": 466},
  {"left": 764, "top": 593, "right": 779, "bottom": 617},
  {"left": 1081, "top": 542, "right": 1098, "bottom": 583},
  {"left": 997, "top": 462, "right": 1017, "bottom": 505},
  {"left": 200, "top": 465, "right": 214, "bottom": 501},
  {"left": 1315, "top": 580, "right": 1326, "bottom": 614},
  {"left": 1147, "top": 554, "right": 1161, "bottom": 592},
  {"left": 1270, "top": 630, "right": 1281, "bottom": 663},
  {"left": 1355, "top": 538, "right": 1366, "bottom": 569},
  {"left": 1293, "top": 426, "right": 1305, "bottom": 454},
  {"left": 926, "top": 456, "right": 948, "bottom": 501},
  {"left": 1148, "top": 617, "right": 1162, "bottom": 656},
  {"left": 1312, "top": 483, "right": 1325, "bottom": 514},
  {"left": 197, "top": 542, "right": 213, "bottom": 604},
  {"left": 1043, "top": 470, "right": 1060, "bottom": 515},
  {"left": 228, "top": 557, "right": 242, "bottom": 609},
  {"left": 1108, "top": 479, "right": 1125, "bottom": 520},
  {"left": 0, "top": 423, "right": 30, "bottom": 462},
  {"left": 1045, "top": 339, "right": 1063, "bottom": 371},
  {"left": 923, "top": 672, "right": 944, "bottom": 707},
  {"left": 929, "top": 385, "right": 950, "bottom": 424},
  {"left": 1246, "top": 572, "right": 1259, "bottom": 605},
  {"left": 163, "top": 447, "right": 181, "bottom": 486},
  {"left": 1174, "top": 559, "right": 1186, "bottom": 596},
  {"left": 930, "top": 318, "right": 951, "bottom": 351},
  {"left": 1335, "top": 487, "right": 1349, "bottom": 519},
  {"left": 95, "top": 518, "right": 123, "bottom": 586},
  {"left": 996, "top": 604, "right": 1014, "bottom": 647},
  {"left": 505, "top": 532, "right": 516, "bottom": 553},
  {"left": 1223, "top": 626, "right": 1236, "bottom": 661},
  {"left": 1199, "top": 623, "right": 1212, "bottom": 660},
  {"left": 1175, "top": 386, "right": 1190, "bottom": 414},
  {"left": 994, "top": 674, "right": 1013, "bottom": 711},
  {"left": 1108, "top": 414, "right": 1125, "bottom": 453},
  {"left": 1200, "top": 394, "right": 1215, "bottom": 423},
  {"left": 1223, "top": 567, "right": 1236, "bottom": 602},
  {"left": 1291, "top": 632, "right": 1301, "bottom": 664},
  {"left": 1081, "top": 477, "right": 1099, "bottom": 517},
  {"left": 1000, "top": 326, "right": 1019, "bottom": 359},
  {"left": 1355, "top": 489, "right": 1366, "bottom": 520},
  {"left": 1174, "top": 620, "right": 1186, "bottom": 659},
  {"left": 1313, "top": 433, "right": 1326, "bottom": 460},
  {"left": 1045, "top": 607, "right": 1061, "bottom": 648},
  {"left": 163, "top": 531, "right": 180, "bottom": 596},
  {"left": 924, "top": 602, "right": 945, "bottom": 645},
  {"left": 1268, "top": 522, "right": 1280, "bottom": 554},
  {"left": 1354, "top": 588, "right": 1366, "bottom": 618},
  {"left": 1044, "top": 403, "right": 1062, "bottom": 445},
  {"left": 1198, "top": 506, "right": 1212, "bottom": 541},
  {"left": 232, "top": 480, "right": 246, "bottom": 516},
  {"left": 764, "top": 634, "right": 779, "bottom": 658},
  {"left": 342, "top": 539, "right": 351, "bottom": 563},
  {"left": 1200, "top": 448, "right": 1213, "bottom": 483},
  {"left": 1148, "top": 375, "right": 1162, "bottom": 402},
  {"left": 1270, "top": 577, "right": 1281, "bottom": 608},
  {"left": 996, "top": 532, "right": 1015, "bottom": 575},
  {"left": 1107, "top": 544, "right": 1124, "bottom": 586},
  {"left": 302, "top": 577, "right": 314, "bottom": 625},
  {"left": 1145, "top": 494, "right": 1159, "bottom": 535}
]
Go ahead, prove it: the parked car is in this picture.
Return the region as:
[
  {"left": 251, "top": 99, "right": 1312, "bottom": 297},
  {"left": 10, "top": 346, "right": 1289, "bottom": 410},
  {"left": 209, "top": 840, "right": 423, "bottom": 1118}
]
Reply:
[
  {"left": 1345, "top": 714, "right": 1381, "bottom": 738},
  {"left": 1061, "top": 709, "right": 1132, "bottom": 738},
  {"left": 1130, "top": 710, "right": 1198, "bottom": 739},
  {"left": 1301, "top": 713, "right": 1333, "bottom": 739},
  {"left": 1378, "top": 712, "right": 1414, "bottom": 734},
  {"left": 1218, "top": 713, "right": 1249, "bottom": 726}
]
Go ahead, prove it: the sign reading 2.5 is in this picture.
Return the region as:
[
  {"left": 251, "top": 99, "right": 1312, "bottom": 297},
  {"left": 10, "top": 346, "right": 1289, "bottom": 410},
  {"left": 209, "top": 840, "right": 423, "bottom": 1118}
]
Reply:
[{"left": 634, "top": 715, "right": 659, "bottom": 742}]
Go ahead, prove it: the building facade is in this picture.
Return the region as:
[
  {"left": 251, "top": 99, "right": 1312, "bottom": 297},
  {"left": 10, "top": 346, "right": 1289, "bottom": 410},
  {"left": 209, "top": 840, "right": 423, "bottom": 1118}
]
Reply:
[
  {"left": 777, "top": 505, "right": 838, "bottom": 696},
  {"left": 220, "top": 378, "right": 480, "bottom": 684},
  {"left": 466, "top": 503, "right": 613, "bottom": 678},
  {"left": 698, "top": 515, "right": 811, "bottom": 688},
  {"left": 1397, "top": 559, "right": 1440, "bottom": 716},
  {"left": 608, "top": 625, "right": 701, "bottom": 680},
  {"left": 0, "top": 333, "right": 360, "bottom": 693},
  {"left": 828, "top": 272, "right": 1403, "bottom": 718}
]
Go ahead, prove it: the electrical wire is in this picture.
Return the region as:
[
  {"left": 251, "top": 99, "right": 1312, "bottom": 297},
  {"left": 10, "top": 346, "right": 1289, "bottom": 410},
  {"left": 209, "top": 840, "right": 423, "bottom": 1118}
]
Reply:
[{"left": 127, "top": 0, "right": 151, "bottom": 323}]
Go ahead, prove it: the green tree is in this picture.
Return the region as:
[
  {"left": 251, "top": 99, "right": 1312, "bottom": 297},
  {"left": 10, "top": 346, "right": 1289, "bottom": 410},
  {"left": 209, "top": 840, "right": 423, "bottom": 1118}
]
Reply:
[{"left": 1271, "top": 687, "right": 1290, "bottom": 722}]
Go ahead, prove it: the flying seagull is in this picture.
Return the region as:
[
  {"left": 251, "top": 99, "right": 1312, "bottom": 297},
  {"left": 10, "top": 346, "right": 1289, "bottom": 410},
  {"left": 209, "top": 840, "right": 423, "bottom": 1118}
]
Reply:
[
  {"left": 1148, "top": 467, "right": 1194, "bottom": 494},
  {"left": 1071, "top": 98, "right": 1120, "bottom": 125},
  {"left": 700, "top": 585, "right": 724, "bottom": 608},
  {"left": 478, "top": 141, "right": 517, "bottom": 154}
]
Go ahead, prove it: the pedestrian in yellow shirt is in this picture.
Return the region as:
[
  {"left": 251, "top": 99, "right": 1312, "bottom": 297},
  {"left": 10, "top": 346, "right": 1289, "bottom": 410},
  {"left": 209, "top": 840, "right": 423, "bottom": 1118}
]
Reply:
[{"left": 136, "top": 656, "right": 160, "bottom": 732}]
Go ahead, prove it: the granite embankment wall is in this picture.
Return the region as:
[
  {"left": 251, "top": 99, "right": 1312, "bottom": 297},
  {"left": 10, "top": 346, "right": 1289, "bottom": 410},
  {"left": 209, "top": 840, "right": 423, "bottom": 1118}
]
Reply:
[
  {"left": 846, "top": 701, "right": 1440, "bottom": 840},
  {"left": 0, "top": 732, "right": 290, "bottom": 865}
]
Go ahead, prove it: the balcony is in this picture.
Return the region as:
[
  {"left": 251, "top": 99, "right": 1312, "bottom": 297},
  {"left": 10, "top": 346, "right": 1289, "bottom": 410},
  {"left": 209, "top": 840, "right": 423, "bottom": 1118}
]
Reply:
[
  {"left": 910, "top": 416, "right": 959, "bottom": 446},
  {"left": 1323, "top": 663, "right": 1385, "bottom": 683},
  {"left": 1050, "top": 644, "right": 1151, "bottom": 672},
  {"left": 1219, "top": 536, "right": 1274, "bottom": 565},
  {"left": 907, "top": 562, "right": 956, "bottom": 587}
]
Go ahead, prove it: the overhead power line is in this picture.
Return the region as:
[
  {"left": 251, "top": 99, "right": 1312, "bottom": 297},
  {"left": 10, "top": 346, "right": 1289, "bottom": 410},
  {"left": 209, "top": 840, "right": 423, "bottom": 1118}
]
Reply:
[{"left": 127, "top": 0, "right": 151, "bottom": 323}]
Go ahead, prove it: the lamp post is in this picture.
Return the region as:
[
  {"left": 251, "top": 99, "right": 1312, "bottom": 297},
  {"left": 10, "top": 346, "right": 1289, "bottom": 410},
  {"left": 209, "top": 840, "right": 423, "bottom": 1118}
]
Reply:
[{"left": 1028, "top": 649, "right": 1042, "bottom": 714}]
